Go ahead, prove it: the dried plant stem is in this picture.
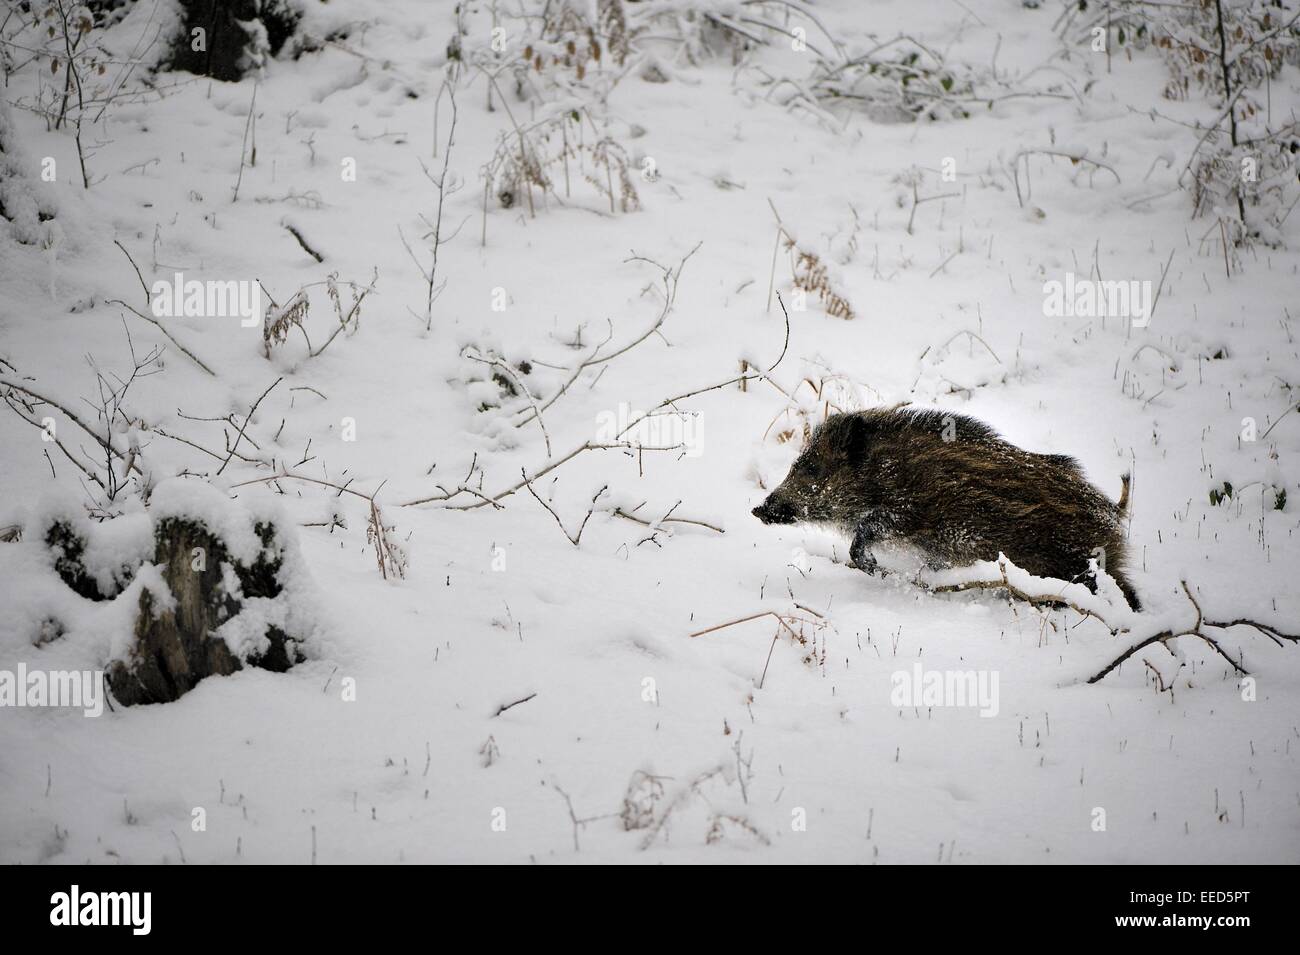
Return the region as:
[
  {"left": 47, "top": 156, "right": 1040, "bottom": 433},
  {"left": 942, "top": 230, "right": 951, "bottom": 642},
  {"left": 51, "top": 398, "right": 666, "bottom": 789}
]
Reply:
[
  {"left": 309, "top": 271, "right": 378, "bottom": 359},
  {"left": 611, "top": 505, "right": 724, "bottom": 535},
  {"left": 232, "top": 84, "right": 257, "bottom": 202}
]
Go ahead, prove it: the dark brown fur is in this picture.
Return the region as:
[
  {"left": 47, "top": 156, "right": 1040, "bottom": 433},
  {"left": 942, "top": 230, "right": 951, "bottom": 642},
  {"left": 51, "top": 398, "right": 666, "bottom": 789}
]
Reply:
[{"left": 752, "top": 408, "right": 1140, "bottom": 609}]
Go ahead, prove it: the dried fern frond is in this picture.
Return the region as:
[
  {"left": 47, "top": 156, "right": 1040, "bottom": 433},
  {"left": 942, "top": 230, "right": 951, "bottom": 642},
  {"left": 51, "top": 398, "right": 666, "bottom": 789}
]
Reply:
[
  {"left": 263, "top": 290, "right": 309, "bottom": 356},
  {"left": 791, "top": 246, "right": 855, "bottom": 319}
]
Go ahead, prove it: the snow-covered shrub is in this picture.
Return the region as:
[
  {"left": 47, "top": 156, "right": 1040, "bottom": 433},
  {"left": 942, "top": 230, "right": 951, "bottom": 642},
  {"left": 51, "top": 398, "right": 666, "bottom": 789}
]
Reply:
[
  {"left": 513, "top": 0, "right": 632, "bottom": 100},
  {"left": 624, "top": 0, "right": 762, "bottom": 69},
  {"left": 807, "top": 44, "right": 984, "bottom": 123},
  {"left": 43, "top": 515, "right": 150, "bottom": 601},
  {"left": 0, "top": 0, "right": 136, "bottom": 188},
  {"left": 0, "top": 101, "right": 60, "bottom": 248},
  {"left": 456, "top": 335, "right": 538, "bottom": 414},
  {"left": 453, "top": 3, "right": 648, "bottom": 223},
  {"left": 454, "top": 0, "right": 633, "bottom": 110},
  {"left": 1097, "top": 0, "right": 1300, "bottom": 243},
  {"left": 1149, "top": 0, "right": 1299, "bottom": 102},
  {"left": 1189, "top": 133, "right": 1299, "bottom": 245}
]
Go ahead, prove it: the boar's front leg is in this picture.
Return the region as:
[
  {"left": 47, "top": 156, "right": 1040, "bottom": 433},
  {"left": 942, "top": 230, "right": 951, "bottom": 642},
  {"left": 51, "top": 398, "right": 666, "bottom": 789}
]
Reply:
[{"left": 849, "top": 519, "right": 881, "bottom": 575}]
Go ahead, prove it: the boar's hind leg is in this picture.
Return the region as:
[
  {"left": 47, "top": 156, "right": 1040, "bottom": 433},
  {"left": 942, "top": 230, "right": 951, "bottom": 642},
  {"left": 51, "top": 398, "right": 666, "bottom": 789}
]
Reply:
[{"left": 849, "top": 520, "right": 882, "bottom": 575}]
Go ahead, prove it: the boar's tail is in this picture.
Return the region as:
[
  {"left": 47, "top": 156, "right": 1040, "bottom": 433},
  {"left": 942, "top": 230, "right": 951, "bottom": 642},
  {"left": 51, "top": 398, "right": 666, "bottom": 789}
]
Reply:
[{"left": 1117, "top": 472, "right": 1132, "bottom": 517}]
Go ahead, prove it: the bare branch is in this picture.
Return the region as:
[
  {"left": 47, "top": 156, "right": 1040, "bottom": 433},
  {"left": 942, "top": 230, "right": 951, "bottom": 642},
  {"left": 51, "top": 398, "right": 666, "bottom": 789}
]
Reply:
[{"left": 216, "top": 378, "right": 282, "bottom": 476}]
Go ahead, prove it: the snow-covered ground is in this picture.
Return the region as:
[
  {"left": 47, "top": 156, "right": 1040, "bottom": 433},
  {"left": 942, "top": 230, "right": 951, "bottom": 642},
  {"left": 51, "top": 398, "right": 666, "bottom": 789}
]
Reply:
[{"left": 1, "top": 0, "right": 1298, "bottom": 863}]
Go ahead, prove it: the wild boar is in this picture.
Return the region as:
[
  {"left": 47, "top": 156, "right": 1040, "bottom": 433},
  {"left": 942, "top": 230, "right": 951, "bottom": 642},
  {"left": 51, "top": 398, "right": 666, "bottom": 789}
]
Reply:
[{"left": 752, "top": 408, "right": 1140, "bottom": 609}]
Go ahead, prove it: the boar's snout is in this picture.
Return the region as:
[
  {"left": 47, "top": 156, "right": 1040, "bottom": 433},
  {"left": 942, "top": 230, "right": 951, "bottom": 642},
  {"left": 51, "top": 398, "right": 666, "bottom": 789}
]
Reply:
[{"left": 752, "top": 495, "right": 795, "bottom": 525}]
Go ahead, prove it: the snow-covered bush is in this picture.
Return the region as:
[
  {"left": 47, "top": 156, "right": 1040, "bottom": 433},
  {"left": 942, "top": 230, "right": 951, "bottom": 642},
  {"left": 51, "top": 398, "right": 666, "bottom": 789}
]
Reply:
[
  {"left": 1096, "top": 0, "right": 1300, "bottom": 243},
  {"left": 0, "top": 101, "right": 60, "bottom": 247},
  {"left": 164, "top": 0, "right": 302, "bottom": 82}
]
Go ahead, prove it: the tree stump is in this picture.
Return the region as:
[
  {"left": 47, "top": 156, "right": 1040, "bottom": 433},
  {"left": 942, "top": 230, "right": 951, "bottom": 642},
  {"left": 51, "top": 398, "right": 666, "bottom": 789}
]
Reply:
[
  {"left": 41, "top": 507, "right": 305, "bottom": 706},
  {"left": 105, "top": 517, "right": 301, "bottom": 705}
]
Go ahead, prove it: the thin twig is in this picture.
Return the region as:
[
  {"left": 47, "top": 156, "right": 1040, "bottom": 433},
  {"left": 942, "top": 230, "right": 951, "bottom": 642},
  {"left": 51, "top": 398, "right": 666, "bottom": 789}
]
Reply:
[
  {"left": 216, "top": 377, "right": 281, "bottom": 475},
  {"left": 493, "top": 693, "right": 537, "bottom": 717}
]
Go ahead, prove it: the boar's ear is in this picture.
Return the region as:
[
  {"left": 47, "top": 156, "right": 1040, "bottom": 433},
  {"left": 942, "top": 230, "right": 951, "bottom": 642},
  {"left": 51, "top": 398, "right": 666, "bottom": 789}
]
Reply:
[{"left": 841, "top": 413, "right": 869, "bottom": 461}]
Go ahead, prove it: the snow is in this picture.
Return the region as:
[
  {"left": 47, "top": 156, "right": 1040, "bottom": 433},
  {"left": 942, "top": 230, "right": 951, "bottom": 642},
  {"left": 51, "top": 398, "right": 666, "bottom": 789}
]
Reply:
[
  {"left": 149, "top": 477, "right": 280, "bottom": 566},
  {"left": 0, "top": 0, "right": 1297, "bottom": 863}
]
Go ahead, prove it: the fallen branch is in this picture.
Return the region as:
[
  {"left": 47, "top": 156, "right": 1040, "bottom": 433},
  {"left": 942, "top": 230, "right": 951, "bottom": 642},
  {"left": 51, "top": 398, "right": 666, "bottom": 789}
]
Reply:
[
  {"left": 284, "top": 222, "right": 325, "bottom": 262},
  {"left": 493, "top": 692, "right": 537, "bottom": 717},
  {"left": 1087, "top": 581, "right": 1296, "bottom": 684},
  {"left": 920, "top": 559, "right": 1294, "bottom": 685},
  {"left": 611, "top": 504, "right": 725, "bottom": 536},
  {"left": 927, "top": 560, "right": 1120, "bottom": 634}
]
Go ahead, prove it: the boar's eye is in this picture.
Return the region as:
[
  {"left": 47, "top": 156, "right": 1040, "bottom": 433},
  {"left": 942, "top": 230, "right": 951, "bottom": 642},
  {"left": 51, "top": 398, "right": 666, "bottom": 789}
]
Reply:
[{"left": 796, "top": 457, "right": 822, "bottom": 481}]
